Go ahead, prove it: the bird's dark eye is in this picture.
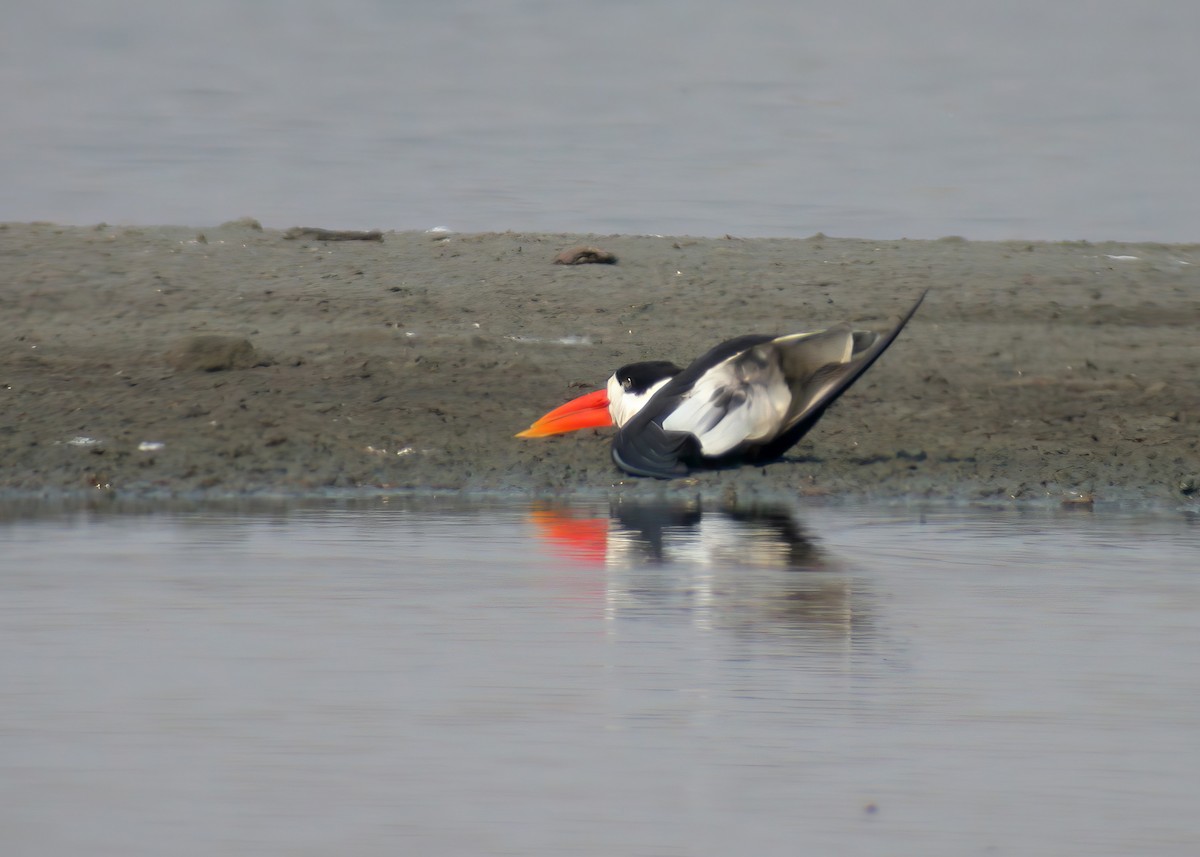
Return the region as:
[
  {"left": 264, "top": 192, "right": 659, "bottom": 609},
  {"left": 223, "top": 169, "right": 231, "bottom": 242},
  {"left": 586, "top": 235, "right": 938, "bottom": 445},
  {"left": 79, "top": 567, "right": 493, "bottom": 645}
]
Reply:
[{"left": 621, "top": 378, "right": 632, "bottom": 390}]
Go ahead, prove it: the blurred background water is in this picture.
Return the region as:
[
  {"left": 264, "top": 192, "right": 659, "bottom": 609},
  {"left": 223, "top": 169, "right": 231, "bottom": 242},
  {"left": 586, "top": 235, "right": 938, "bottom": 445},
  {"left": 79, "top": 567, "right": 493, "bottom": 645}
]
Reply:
[
  {"left": 2, "top": 499, "right": 1199, "bottom": 856},
  {"left": 3, "top": 0, "right": 1198, "bottom": 240}
]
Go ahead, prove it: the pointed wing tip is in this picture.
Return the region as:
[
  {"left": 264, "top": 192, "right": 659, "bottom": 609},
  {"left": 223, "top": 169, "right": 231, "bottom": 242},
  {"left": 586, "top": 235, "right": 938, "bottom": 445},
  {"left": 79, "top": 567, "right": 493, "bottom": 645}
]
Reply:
[{"left": 906, "top": 288, "right": 929, "bottom": 316}]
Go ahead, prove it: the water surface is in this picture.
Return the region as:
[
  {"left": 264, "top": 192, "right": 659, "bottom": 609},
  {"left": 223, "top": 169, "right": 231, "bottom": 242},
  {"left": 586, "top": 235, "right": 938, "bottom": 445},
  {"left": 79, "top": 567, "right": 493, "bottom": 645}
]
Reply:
[
  {"left": 5, "top": 0, "right": 1198, "bottom": 240},
  {"left": 2, "top": 500, "right": 1198, "bottom": 855}
]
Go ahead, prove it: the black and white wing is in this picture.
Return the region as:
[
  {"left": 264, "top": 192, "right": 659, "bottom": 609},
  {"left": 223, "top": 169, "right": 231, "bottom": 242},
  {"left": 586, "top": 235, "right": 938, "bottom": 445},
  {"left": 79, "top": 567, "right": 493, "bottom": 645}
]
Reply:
[
  {"left": 658, "top": 341, "right": 798, "bottom": 456},
  {"left": 749, "top": 289, "right": 926, "bottom": 462}
]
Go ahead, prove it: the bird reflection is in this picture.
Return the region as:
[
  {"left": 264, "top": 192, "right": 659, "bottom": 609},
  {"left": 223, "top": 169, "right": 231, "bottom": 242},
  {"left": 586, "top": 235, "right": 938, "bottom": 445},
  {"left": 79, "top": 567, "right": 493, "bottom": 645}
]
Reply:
[
  {"left": 529, "top": 500, "right": 826, "bottom": 570},
  {"left": 609, "top": 501, "right": 825, "bottom": 569},
  {"left": 529, "top": 501, "right": 870, "bottom": 644}
]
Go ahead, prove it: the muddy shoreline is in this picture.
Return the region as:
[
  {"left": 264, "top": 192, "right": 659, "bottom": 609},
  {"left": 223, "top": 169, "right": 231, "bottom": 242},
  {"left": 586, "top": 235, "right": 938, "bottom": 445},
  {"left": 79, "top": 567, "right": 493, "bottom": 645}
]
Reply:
[{"left": 2, "top": 221, "right": 1197, "bottom": 508}]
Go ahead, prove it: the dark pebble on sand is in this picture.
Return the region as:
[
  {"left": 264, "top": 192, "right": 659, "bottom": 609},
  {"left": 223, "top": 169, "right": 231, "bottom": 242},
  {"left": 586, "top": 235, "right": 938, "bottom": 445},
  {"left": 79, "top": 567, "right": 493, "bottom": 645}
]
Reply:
[
  {"left": 554, "top": 246, "right": 618, "bottom": 265},
  {"left": 166, "top": 335, "right": 260, "bottom": 372}
]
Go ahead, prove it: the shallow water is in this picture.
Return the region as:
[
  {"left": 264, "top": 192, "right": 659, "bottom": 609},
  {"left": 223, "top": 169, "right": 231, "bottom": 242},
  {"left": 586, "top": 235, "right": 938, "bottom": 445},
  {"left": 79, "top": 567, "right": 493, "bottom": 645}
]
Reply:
[
  {"left": 5, "top": 0, "right": 1198, "bottom": 241},
  {"left": 2, "top": 499, "right": 1198, "bottom": 856}
]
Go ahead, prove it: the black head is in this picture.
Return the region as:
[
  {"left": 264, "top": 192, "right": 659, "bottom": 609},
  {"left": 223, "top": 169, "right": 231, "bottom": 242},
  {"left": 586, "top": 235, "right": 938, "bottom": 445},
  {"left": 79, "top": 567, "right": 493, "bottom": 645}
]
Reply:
[{"left": 615, "top": 360, "right": 682, "bottom": 395}]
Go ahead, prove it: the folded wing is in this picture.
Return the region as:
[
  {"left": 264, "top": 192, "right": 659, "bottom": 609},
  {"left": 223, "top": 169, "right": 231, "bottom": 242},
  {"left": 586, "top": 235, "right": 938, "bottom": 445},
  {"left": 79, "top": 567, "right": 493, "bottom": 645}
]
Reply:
[{"left": 749, "top": 290, "right": 925, "bottom": 462}]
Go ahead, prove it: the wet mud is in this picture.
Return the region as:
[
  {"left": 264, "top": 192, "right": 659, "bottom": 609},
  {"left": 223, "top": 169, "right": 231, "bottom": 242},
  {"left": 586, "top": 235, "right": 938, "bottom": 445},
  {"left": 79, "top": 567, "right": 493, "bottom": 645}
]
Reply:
[{"left": 2, "top": 221, "right": 1197, "bottom": 507}]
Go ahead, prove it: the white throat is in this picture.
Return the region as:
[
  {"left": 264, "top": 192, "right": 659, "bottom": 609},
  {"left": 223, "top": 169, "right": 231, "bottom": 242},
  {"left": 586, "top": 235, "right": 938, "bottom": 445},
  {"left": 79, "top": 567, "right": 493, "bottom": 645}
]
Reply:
[{"left": 607, "top": 375, "right": 671, "bottom": 427}]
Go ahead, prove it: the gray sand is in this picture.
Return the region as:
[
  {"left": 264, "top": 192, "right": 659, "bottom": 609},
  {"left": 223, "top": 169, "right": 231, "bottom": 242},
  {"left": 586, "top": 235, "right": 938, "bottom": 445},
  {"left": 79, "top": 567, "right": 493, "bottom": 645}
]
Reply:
[{"left": 2, "top": 221, "right": 1197, "bottom": 507}]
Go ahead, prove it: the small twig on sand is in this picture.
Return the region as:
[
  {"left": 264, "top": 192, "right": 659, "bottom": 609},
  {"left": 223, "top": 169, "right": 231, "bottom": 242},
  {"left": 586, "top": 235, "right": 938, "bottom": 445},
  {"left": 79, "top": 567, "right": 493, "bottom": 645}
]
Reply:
[{"left": 283, "top": 227, "right": 384, "bottom": 241}]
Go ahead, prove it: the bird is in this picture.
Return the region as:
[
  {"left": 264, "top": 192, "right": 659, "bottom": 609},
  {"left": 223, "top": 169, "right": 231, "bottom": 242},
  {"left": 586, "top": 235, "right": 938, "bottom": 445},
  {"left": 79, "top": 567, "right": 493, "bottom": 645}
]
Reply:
[{"left": 517, "top": 291, "right": 926, "bottom": 479}]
